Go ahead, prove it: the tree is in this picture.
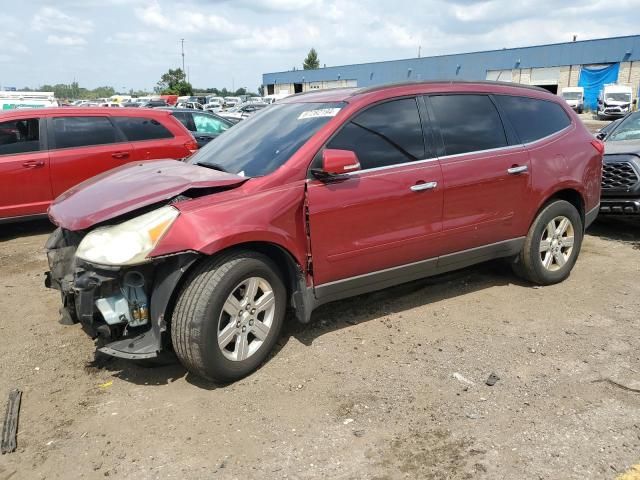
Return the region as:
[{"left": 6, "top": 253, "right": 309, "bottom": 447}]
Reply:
[
  {"left": 257, "top": 85, "right": 264, "bottom": 96},
  {"left": 155, "top": 68, "right": 193, "bottom": 96},
  {"left": 303, "top": 48, "right": 320, "bottom": 70}
]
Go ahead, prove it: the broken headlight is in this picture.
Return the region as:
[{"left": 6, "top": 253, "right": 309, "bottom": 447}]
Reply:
[{"left": 76, "top": 206, "right": 179, "bottom": 266}]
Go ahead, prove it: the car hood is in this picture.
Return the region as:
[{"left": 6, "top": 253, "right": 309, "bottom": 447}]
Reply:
[
  {"left": 48, "top": 159, "right": 247, "bottom": 231},
  {"left": 604, "top": 140, "right": 640, "bottom": 156}
]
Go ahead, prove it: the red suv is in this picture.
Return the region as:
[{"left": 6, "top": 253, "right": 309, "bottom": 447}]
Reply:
[
  {"left": 0, "top": 107, "right": 197, "bottom": 221},
  {"left": 45, "top": 82, "right": 603, "bottom": 382}
]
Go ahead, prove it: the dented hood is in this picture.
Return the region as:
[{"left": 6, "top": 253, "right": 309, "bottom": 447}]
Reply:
[{"left": 48, "top": 159, "right": 247, "bottom": 231}]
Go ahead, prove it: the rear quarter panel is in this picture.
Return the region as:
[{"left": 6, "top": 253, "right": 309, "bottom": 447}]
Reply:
[{"left": 526, "top": 115, "right": 601, "bottom": 227}]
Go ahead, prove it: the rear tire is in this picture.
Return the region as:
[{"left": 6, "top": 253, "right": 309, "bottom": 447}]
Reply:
[
  {"left": 512, "top": 200, "right": 583, "bottom": 285},
  {"left": 171, "top": 251, "right": 286, "bottom": 383}
]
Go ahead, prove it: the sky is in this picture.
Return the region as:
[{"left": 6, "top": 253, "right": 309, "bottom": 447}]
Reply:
[{"left": 1, "top": 0, "right": 640, "bottom": 93}]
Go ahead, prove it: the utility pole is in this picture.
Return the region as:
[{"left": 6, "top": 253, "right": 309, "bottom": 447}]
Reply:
[{"left": 180, "top": 38, "right": 185, "bottom": 73}]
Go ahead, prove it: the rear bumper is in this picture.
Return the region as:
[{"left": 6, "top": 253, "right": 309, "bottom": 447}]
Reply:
[{"left": 599, "top": 198, "right": 640, "bottom": 215}]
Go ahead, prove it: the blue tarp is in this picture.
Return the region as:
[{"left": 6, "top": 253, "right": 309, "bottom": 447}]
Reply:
[{"left": 578, "top": 63, "right": 620, "bottom": 110}]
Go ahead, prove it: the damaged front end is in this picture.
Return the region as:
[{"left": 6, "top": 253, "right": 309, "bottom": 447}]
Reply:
[{"left": 45, "top": 227, "right": 198, "bottom": 359}]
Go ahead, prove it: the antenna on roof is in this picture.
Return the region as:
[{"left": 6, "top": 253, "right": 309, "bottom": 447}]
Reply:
[
  {"left": 572, "top": 35, "right": 577, "bottom": 42},
  {"left": 418, "top": 45, "right": 421, "bottom": 58}
]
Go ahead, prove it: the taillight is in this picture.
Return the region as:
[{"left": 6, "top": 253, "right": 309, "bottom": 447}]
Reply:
[
  {"left": 184, "top": 139, "right": 199, "bottom": 153},
  {"left": 590, "top": 139, "right": 605, "bottom": 155}
]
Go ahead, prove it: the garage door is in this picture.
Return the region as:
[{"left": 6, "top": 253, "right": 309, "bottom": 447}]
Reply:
[
  {"left": 486, "top": 70, "right": 512, "bottom": 82},
  {"left": 530, "top": 67, "right": 561, "bottom": 85}
]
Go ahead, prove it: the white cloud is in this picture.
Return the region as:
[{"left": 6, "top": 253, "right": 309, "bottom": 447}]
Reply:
[
  {"left": 135, "top": 3, "right": 238, "bottom": 36},
  {"left": 46, "top": 35, "right": 87, "bottom": 46},
  {"left": 31, "top": 6, "right": 94, "bottom": 35}
]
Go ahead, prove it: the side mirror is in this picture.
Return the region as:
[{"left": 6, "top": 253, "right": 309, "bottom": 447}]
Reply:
[{"left": 312, "top": 149, "right": 360, "bottom": 180}]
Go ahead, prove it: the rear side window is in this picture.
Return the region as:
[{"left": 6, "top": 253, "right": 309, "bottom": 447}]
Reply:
[
  {"left": 327, "top": 98, "right": 426, "bottom": 170},
  {"left": 52, "top": 116, "right": 118, "bottom": 149},
  {"left": 429, "top": 95, "right": 507, "bottom": 156},
  {"left": 494, "top": 95, "right": 571, "bottom": 143},
  {"left": 171, "top": 112, "right": 195, "bottom": 131},
  {"left": 0, "top": 118, "right": 40, "bottom": 156},
  {"left": 112, "top": 116, "right": 173, "bottom": 141}
]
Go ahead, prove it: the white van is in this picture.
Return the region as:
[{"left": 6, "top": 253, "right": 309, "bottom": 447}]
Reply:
[
  {"left": 597, "top": 84, "right": 634, "bottom": 119},
  {"left": 0, "top": 91, "right": 58, "bottom": 110},
  {"left": 560, "top": 87, "right": 584, "bottom": 113}
]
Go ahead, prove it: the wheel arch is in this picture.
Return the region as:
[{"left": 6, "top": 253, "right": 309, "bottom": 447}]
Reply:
[
  {"left": 534, "top": 187, "right": 585, "bottom": 230},
  {"left": 165, "top": 241, "right": 311, "bottom": 330}
]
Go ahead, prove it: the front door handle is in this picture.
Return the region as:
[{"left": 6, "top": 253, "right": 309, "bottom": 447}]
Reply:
[
  {"left": 22, "top": 160, "right": 45, "bottom": 168},
  {"left": 112, "top": 152, "right": 130, "bottom": 160},
  {"left": 410, "top": 181, "right": 438, "bottom": 192},
  {"left": 507, "top": 165, "right": 528, "bottom": 175}
]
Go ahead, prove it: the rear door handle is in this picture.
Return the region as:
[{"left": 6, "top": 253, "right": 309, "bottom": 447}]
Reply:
[
  {"left": 22, "top": 160, "right": 45, "bottom": 168},
  {"left": 410, "top": 181, "right": 438, "bottom": 192},
  {"left": 507, "top": 165, "right": 528, "bottom": 175},
  {"left": 112, "top": 152, "right": 130, "bottom": 159}
]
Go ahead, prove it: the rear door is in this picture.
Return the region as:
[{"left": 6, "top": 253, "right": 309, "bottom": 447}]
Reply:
[
  {"left": 0, "top": 115, "right": 52, "bottom": 218},
  {"left": 307, "top": 97, "right": 444, "bottom": 286},
  {"left": 110, "top": 115, "right": 180, "bottom": 160},
  {"left": 48, "top": 115, "right": 133, "bottom": 197},
  {"left": 426, "top": 94, "right": 531, "bottom": 254}
]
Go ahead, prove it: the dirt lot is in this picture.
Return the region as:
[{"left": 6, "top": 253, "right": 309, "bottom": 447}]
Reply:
[
  {"left": 0, "top": 213, "right": 639, "bottom": 480},
  {"left": 1, "top": 118, "right": 640, "bottom": 480}
]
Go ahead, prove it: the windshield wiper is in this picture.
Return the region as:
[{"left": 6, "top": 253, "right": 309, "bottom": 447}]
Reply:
[{"left": 196, "top": 162, "right": 229, "bottom": 173}]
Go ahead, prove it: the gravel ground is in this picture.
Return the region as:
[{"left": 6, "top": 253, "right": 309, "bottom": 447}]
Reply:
[{"left": 2, "top": 117, "right": 639, "bottom": 480}]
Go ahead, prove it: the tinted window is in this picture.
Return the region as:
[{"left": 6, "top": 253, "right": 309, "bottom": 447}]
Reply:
[
  {"left": 494, "top": 95, "right": 571, "bottom": 143},
  {"left": 171, "top": 112, "right": 194, "bottom": 131},
  {"left": 430, "top": 95, "right": 507, "bottom": 156},
  {"left": 191, "top": 102, "right": 344, "bottom": 177},
  {"left": 193, "top": 113, "right": 231, "bottom": 134},
  {"left": 0, "top": 118, "right": 40, "bottom": 155},
  {"left": 112, "top": 116, "right": 173, "bottom": 141},
  {"left": 326, "top": 98, "right": 425, "bottom": 170},
  {"left": 52, "top": 116, "right": 118, "bottom": 149}
]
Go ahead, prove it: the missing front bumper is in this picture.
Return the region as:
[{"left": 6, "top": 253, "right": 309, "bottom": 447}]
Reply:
[{"left": 45, "top": 228, "right": 199, "bottom": 360}]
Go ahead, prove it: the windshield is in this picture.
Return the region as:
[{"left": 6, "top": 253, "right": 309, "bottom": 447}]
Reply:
[
  {"left": 562, "top": 92, "right": 581, "bottom": 100},
  {"left": 605, "top": 92, "right": 631, "bottom": 103},
  {"left": 190, "top": 101, "right": 345, "bottom": 177},
  {"left": 607, "top": 113, "right": 640, "bottom": 141}
]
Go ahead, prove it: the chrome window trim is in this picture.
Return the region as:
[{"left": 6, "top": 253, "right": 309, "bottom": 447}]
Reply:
[{"left": 343, "top": 156, "right": 439, "bottom": 176}]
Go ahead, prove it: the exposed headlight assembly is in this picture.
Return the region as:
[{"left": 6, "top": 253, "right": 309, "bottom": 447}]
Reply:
[{"left": 76, "top": 206, "right": 179, "bottom": 266}]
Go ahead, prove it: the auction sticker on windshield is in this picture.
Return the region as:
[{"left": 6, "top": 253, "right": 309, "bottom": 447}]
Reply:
[{"left": 298, "top": 108, "right": 341, "bottom": 120}]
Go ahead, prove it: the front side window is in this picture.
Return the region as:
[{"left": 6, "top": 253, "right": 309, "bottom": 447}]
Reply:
[
  {"left": 0, "top": 118, "right": 40, "bottom": 156},
  {"left": 326, "top": 98, "right": 426, "bottom": 170},
  {"left": 193, "top": 113, "right": 231, "bottom": 134},
  {"left": 494, "top": 95, "right": 571, "bottom": 144},
  {"left": 190, "top": 102, "right": 344, "bottom": 177},
  {"left": 52, "top": 116, "right": 118, "bottom": 149},
  {"left": 112, "top": 116, "right": 173, "bottom": 141},
  {"left": 429, "top": 95, "right": 507, "bottom": 156}
]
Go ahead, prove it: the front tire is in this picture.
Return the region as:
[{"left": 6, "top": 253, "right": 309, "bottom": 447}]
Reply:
[
  {"left": 171, "top": 251, "right": 286, "bottom": 383},
  {"left": 512, "top": 200, "right": 583, "bottom": 285}
]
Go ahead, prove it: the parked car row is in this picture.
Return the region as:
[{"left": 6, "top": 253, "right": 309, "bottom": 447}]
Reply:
[
  {"left": 0, "top": 108, "right": 197, "bottom": 220},
  {"left": 40, "top": 81, "right": 604, "bottom": 383}
]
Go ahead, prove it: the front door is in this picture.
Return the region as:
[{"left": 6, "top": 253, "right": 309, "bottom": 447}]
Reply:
[
  {"left": 427, "top": 94, "right": 531, "bottom": 254},
  {"left": 306, "top": 97, "right": 444, "bottom": 286}
]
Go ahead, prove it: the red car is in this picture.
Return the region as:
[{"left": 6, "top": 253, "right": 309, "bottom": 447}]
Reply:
[
  {"left": 0, "top": 107, "right": 197, "bottom": 221},
  {"left": 45, "top": 81, "right": 603, "bottom": 382}
]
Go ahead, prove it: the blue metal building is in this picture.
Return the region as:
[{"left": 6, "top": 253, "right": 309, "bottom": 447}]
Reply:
[{"left": 262, "top": 35, "right": 640, "bottom": 107}]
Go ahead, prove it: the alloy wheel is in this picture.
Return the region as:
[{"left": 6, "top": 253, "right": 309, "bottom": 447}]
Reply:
[
  {"left": 539, "top": 216, "right": 575, "bottom": 271},
  {"left": 217, "top": 277, "right": 276, "bottom": 361}
]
